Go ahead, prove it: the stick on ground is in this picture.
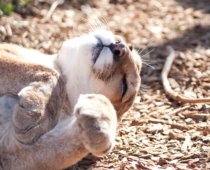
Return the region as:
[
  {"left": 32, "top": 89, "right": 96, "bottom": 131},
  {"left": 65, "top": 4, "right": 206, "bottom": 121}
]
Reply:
[
  {"left": 161, "top": 46, "right": 210, "bottom": 103},
  {"left": 41, "top": 0, "right": 64, "bottom": 23}
]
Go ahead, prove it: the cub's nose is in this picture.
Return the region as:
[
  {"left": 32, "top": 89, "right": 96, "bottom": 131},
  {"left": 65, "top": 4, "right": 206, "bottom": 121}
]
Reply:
[{"left": 108, "top": 42, "right": 125, "bottom": 58}]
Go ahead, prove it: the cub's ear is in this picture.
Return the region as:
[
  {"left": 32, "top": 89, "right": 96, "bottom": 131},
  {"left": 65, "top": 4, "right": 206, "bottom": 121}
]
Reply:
[{"left": 128, "top": 44, "right": 133, "bottom": 51}]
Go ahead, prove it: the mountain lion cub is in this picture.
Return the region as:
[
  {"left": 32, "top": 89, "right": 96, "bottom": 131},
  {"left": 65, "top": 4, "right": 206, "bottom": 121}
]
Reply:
[{"left": 0, "top": 29, "right": 141, "bottom": 170}]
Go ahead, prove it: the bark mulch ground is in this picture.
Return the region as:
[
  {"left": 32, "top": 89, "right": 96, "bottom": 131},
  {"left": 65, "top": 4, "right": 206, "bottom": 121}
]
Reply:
[{"left": 1, "top": 0, "right": 210, "bottom": 169}]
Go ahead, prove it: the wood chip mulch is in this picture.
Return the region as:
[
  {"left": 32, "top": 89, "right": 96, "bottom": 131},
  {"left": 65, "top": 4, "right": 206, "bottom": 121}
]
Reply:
[{"left": 1, "top": 0, "right": 210, "bottom": 169}]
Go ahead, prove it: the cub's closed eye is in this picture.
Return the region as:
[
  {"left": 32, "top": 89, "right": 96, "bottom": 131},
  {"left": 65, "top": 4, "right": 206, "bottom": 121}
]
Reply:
[
  {"left": 122, "top": 76, "right": 127, "bottom": 98},
  {"left": 116, "top": 40, "right": 121, "bottom": 44}
]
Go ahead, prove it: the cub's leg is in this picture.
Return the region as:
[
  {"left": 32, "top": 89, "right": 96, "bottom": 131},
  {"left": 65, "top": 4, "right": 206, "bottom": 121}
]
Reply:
[
  {"left": 5, "top": 94, "right": 117, "bottom": 170},
  {"left": 75, "top": 94, "right": 117, "bottom": 156},
  {"left": 0, "top": 48, "right": 66, "bottom": 144},
  {"left": 12, "top": 76, "right": 65, "bottom": 145}
]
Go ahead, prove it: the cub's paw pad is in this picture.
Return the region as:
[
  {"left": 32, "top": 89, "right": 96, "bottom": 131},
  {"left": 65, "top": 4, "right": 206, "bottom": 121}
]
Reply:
[
  {"left": 12, "top": 104, "right": 45, "bottom": 144},
  {"left": 18, "top": 86, "right": 45, "bottom": 112},
  {"left": 12, "top": 88, "right": 47, "bottom": 144},
  {"left": 75, "top": 94, "right": 117, "bottom": 156}
]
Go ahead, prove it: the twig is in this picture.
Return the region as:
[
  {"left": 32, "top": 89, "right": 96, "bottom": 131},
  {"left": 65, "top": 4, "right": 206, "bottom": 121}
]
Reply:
[
  {"left": 148, "top": 119, "right": 165, "bottom": 124},
  {"left": 171, "top": 123, "right": 189, "bottom": 131},
  {"left": 41, "top": 0, "right": 64, "bottom": 23},
  {"left": 168, "top": 105, "right": 190, "bottom": 116},
  {"left": 0, "top": 26, "right": 7, "bottom": 35},
  {"left": 5, "top": 24, "right": 12, "bottom": 36},
  {"left": 182, "top": 112, "right": 209, "bottom": 120},
  {"left": 161, "top": 46, "right": 210, "bottom": 103},
  {"left": 181, "top": 134, "right": 191, "bottom": 151}
]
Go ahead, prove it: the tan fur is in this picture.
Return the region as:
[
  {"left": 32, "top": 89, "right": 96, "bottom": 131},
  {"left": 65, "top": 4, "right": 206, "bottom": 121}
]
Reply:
[
  {"left": 92, "top": 44, "right": 141, "bottom": 120},
  {"left": 0, "top": 30, "right": 141, "bottom": 170},
  {"left": 0, "top": 45, "right": 66, "bottom": 144}
]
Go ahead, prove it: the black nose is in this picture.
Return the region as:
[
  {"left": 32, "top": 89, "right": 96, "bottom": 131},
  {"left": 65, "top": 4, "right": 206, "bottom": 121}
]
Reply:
[{"left": 108, "top": 42, "right": 125, "bottom": 58}]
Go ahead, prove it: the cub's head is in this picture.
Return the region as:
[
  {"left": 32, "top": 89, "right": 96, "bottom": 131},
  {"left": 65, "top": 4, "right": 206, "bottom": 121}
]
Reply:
[{"left": 58, "top": 30, "right": 141, "bottom": 120}]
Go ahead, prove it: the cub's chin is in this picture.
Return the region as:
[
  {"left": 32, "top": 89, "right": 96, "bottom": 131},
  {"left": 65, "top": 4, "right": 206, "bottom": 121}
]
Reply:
[{"left": 58, "top": 29, "right": 142, "bottom": 121}]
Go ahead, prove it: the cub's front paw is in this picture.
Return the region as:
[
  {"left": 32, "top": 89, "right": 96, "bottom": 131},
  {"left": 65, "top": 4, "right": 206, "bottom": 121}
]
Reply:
[
  {"left": 75, "top": 94, "right": 117, "bottom": 156},
  {"left": 12, "top": 86, "right": 49, "bottom": 144}
]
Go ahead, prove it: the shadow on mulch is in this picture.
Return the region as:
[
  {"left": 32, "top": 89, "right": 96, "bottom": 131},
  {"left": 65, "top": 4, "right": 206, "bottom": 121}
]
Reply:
[
  {"left": 176, "top": 0, "right": 210, "bottom": 13},
  {"left": 136, "top": 24, "right": 210, "bottom": 57},
  {"left": 160, "top": 25, "right": 210, "bottom": 51}
]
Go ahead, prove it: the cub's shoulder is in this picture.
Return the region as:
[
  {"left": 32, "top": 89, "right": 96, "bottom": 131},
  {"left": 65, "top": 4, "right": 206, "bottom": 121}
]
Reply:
[
  {"left": 0, "top": 44, "right": 24, "bottom": 60},
  {"left": 0, "top": 43, "right": 57, "bottom": 69}
]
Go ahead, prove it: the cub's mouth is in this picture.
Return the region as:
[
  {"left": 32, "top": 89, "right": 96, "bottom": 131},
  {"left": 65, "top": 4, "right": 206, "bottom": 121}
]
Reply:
[{"left": 92, "top": 36, "right": 125, "bottom": 64}]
